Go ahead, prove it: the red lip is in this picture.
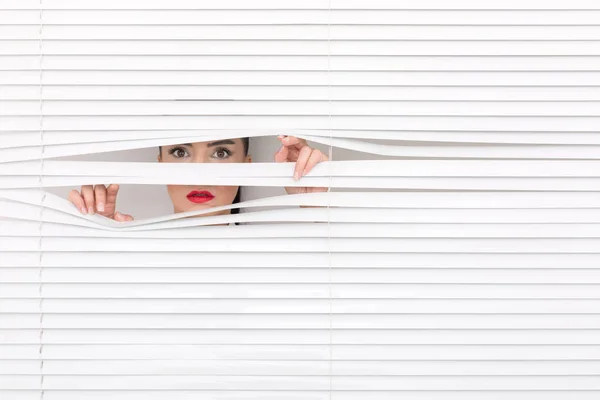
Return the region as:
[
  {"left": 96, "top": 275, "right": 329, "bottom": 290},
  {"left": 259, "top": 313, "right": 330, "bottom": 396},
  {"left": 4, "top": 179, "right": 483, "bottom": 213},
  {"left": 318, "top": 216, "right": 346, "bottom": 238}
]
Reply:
[{"left": 186, "top": 190, "right": 215, "bottom": 204}]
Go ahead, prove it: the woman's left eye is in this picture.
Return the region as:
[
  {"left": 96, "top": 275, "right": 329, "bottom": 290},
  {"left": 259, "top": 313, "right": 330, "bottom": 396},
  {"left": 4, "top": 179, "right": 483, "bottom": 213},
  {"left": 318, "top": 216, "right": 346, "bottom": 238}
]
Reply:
[{"left": 213, "top": 147, "right": 232, "bottom": 159}]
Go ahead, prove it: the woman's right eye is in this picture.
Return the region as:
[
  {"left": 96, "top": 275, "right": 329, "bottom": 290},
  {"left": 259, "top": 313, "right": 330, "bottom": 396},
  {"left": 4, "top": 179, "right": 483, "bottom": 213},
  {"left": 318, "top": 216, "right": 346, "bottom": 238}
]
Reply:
[{"left": 168, "top": 147, "right": 189, "bottom": 158}]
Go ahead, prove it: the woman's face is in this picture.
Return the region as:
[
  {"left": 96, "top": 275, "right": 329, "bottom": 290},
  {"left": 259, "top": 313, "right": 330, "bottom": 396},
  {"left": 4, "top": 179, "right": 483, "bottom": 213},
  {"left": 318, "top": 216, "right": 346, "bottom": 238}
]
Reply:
[{"left": 158, "top": 138, "right": 251, "bottom": 217}]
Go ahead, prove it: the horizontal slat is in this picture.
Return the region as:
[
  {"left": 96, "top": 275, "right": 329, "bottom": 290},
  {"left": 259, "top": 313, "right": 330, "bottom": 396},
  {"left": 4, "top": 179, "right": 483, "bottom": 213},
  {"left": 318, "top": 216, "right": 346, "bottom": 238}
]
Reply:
[
  {"left": 8, "top": 25, "right": 600, "bottom": 41},
  {"left": 4, "top": 313, "right": 600, "bottom": 330},
  {"left": 3, "top": 390, "right": 600, "bottom": 400},
  {"left": 3, "top": 283, "right": 600, "bottom": 299},
  {"left": 5, "top": 40, "right": 600, "bottom": 56},
  {"left": 4, "top": 268, "right": 600, "bottom": 284},
  {"left": 0, "top": 374, "right": 332, "bottom": 390},
  {"left": 6, "top": 100, "right": 600, "bottom": 117},
  {"left": 4, "top": 251, "right": 600, "bottom": 269},
  {"left": 7, "top": 207, "right": 600, "bottom": 229},
  {"left": 7, "top": 221, "right": 600, "bottom": 239},
  {"left": 4, "top": 298, "right": 600, "bottom": 314},
  {"left": 5, "top": 116, "right": 600, "bottom": 134},
  {"left": 4, "top": 374, "right": 600, "bottom": 391},
  {"left": 8, "top": 176, "right": 600, "bottom": 190},
  {"left": 4, "top": 0, "right": 600, "bottom": 10},
  {"left": 4, "top": 329, "right": 600, "bottom": 346},
  {"left": 8, "top": 237, "right": 600, "bottom": 253},
  {"left": 6, "top": 71, "right": 600, "bottom": 86},
  {"left": 4, "top": 358, "right": 600, "bottom": 376},
  {"left": 8, "top": 220, "right": 600, "bottom": 239},
  {"left": 5, "top": 55, "right": 600, "bottom": 71},
  {"left": 7, "top": 159, "right": 600, "bottom": 187},
  {"left": 6, "top": 0, "right": 332, "bottom": 8},
  {"left": 5, "top": 10, "right": 600, "bottom": 25},
  {"left": 8, "top": 358, "right": 332, "bottom": 376},
  {"left": 5, "top": 160, "right": 600, "bottom": 178},
  {"left": 5, "top": 86, "right": 600, "bottom": 102},
  {"left": 3, "top": 343, "right": 600, "bottom": 360},
  {"left": 5, "top": 129, "right": 600, "bottom": 149}
]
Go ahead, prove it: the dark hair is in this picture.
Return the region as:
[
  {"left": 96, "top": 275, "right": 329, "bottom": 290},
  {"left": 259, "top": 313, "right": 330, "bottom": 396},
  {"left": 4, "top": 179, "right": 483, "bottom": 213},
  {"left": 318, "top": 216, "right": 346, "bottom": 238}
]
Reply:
[{"left": 159, "top": 137, "right": 250, "bottom": 218}]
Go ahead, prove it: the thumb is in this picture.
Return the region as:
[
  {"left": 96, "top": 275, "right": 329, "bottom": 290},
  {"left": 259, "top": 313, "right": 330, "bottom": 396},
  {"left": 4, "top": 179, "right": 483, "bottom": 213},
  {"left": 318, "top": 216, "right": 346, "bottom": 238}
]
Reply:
[
  {"left": 114, "top": 211, "right": 134, "bottom": 222},
  {"left": 274, "top": 144, "right": 289, "bottom": 163}
]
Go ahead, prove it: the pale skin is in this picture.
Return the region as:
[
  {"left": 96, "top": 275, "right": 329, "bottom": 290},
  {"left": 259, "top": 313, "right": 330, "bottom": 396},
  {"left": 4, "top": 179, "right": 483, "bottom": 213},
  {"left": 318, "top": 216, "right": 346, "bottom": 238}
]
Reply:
[{"left": 68, "top": 135, "right": 329, "bottom": 222}]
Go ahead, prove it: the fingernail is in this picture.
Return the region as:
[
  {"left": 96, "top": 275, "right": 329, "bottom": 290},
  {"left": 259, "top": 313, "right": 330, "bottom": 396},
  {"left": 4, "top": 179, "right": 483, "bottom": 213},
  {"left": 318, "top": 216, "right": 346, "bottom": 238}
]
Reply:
[
  {"left": 97, "top": 203, "right": 105, "bottom": 212},
  {"left": 81, "top": 207, "right": 87, "bottom": 214},
  {"left": 294, "top": 171, "right": 300, "bottom": 180}
]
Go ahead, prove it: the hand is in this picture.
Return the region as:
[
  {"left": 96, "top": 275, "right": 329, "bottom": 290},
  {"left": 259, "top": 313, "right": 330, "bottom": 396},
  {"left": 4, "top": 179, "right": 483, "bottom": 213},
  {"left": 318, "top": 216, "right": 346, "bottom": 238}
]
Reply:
[
  {"left": 68, "top": 184, "right": 134, "bottom": 222},
  {"left": 274, "top": 135, "right": 329, "bottom": 195}
]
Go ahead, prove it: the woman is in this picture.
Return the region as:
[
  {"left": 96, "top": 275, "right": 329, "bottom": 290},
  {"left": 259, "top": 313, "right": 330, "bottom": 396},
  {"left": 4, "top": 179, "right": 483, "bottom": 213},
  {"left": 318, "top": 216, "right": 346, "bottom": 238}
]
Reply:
[{"left": 68, "top": 135, "right": 329, "bottom": 222}]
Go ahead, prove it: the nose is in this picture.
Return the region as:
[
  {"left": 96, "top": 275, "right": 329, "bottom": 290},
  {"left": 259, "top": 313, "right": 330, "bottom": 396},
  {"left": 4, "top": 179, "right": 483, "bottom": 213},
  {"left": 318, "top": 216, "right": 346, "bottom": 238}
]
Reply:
[{"left": 191, "top": 153, "right": 209, "bottom": 163}]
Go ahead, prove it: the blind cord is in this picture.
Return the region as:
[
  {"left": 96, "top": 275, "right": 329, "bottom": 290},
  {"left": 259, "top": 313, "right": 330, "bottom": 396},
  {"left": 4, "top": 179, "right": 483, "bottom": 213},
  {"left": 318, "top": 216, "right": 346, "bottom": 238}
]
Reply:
[
  {"left": 38, "top": 1, "right": 45, "bottom": 399},
  {"left": 327, "top": 0, "right": 333, "bottom": 398}
]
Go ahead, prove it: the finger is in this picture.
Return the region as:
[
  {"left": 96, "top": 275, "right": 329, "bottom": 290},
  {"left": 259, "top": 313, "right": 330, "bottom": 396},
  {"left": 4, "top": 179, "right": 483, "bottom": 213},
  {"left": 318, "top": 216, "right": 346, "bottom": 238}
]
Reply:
[
  {"left": 294, "top": 146, "right": 313, "bottom": 180},
  {"left": 106, "top": 184, "right": 120, "bottom": 209},
  {"left": 68, "top": 189, "right": 87, "bottom": 214},
  {"left": 302, "top": 149, "right": 327, "bottom": 177},
  {"left": 274, "top": 144, "right": 289, "bottom": 163},
  {"left": 114, "top": 211, "right": 134, "bottom": 222},
  {"left": 277, "top": 137, "right": 301, "bottom": 162},
  {"left": 278, "top": 135, "right": 307, "bottom": 151},
  {"left": 94, "top": 185, "right": 107, "bottom": 213},
  {"left": 81, "top": 185, "right": 95, "bottom": 215}
]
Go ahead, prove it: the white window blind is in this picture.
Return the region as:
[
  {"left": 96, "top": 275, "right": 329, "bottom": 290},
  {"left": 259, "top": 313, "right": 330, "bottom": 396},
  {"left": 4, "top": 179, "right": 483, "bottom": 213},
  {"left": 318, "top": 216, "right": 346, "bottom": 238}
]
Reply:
[{"left": 2, "top": 0, "right": 600, "bottom": 399}]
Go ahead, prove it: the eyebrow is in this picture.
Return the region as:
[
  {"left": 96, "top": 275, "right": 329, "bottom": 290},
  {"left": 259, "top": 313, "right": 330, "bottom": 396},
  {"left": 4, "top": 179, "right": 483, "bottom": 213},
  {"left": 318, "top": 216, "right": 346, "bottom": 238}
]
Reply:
[{"left": 179, "top": 140, "right": 236, "bottom": 147}]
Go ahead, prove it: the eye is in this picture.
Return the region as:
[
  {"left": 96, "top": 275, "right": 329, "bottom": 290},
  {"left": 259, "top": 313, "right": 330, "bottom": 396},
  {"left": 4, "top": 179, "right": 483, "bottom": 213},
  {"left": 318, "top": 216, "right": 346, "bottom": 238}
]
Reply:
[
  {"left": 168, "top": 146, "right": 189, "bottom": 159},
  {"left": 212, "top": 147, "right": 233, "bottom": 160}
]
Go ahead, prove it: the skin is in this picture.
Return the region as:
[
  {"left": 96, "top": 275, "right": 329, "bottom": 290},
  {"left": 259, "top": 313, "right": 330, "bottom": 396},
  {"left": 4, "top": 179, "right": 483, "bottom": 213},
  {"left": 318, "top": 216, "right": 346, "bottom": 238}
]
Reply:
[{"left": 68, "top": 135, "right": 329, "bottom": 222}]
